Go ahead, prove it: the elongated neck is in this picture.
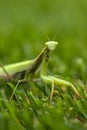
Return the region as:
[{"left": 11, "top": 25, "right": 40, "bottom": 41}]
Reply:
[
  {"left": 40, "top": 48, "right": 50, "bottom": 76},
  {"left": 27, "top": 47, "right": 47, "bottom": 74}
]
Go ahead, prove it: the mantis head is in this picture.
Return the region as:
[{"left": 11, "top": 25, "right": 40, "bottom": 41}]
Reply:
[{"left": 45, "top": 41, "right": 58, "bottom": 51}]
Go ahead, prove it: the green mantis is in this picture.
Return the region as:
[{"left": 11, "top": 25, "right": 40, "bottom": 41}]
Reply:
[{"left": 0, "top": 41, "right": 79, "bottom": 101}]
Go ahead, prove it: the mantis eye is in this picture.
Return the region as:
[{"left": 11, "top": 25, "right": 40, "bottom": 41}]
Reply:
[{"left": 45, "top": 41, "right": 58, "bottom": 51}]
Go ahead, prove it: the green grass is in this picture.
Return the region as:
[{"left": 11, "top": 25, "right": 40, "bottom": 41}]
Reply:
[{"left": 0, "top": 0, "right": 87, "bottom": 130}]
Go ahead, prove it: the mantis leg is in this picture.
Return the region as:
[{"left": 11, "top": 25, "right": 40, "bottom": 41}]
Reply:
[
  {"left": 50, "top": 81, "right": 54, "bottom": 102},
  {"left": 9, "top": 79, "right": 26, "bottom": 102},
  {"left": 0, "top": 63, "right": 13, "bottom": 80},
  {"left": 48, "top": 76, "right": 79, "bottom": 96},
  {"left": 41, "top": 75, "right": 80, "bottom": 100},
  {"left": 41, "top": 76, "right": 55, "bottom": 102}
]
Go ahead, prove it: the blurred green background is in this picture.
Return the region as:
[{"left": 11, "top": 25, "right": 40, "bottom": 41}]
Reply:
[
  {"left": 0, "top": 0, "right": 87, "bottom": 130},
  {"left": 0, "top": 0, "right": 87, "bottom": 64}
]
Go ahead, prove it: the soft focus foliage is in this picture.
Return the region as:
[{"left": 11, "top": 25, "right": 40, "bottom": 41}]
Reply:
[{"left": 0, "top": 0, "right": 87, "bottom": 130}]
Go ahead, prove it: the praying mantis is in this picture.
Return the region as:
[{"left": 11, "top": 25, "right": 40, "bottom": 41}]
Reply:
[{"left": 0, "top": 41, "right": 79, "bottom": 101}]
